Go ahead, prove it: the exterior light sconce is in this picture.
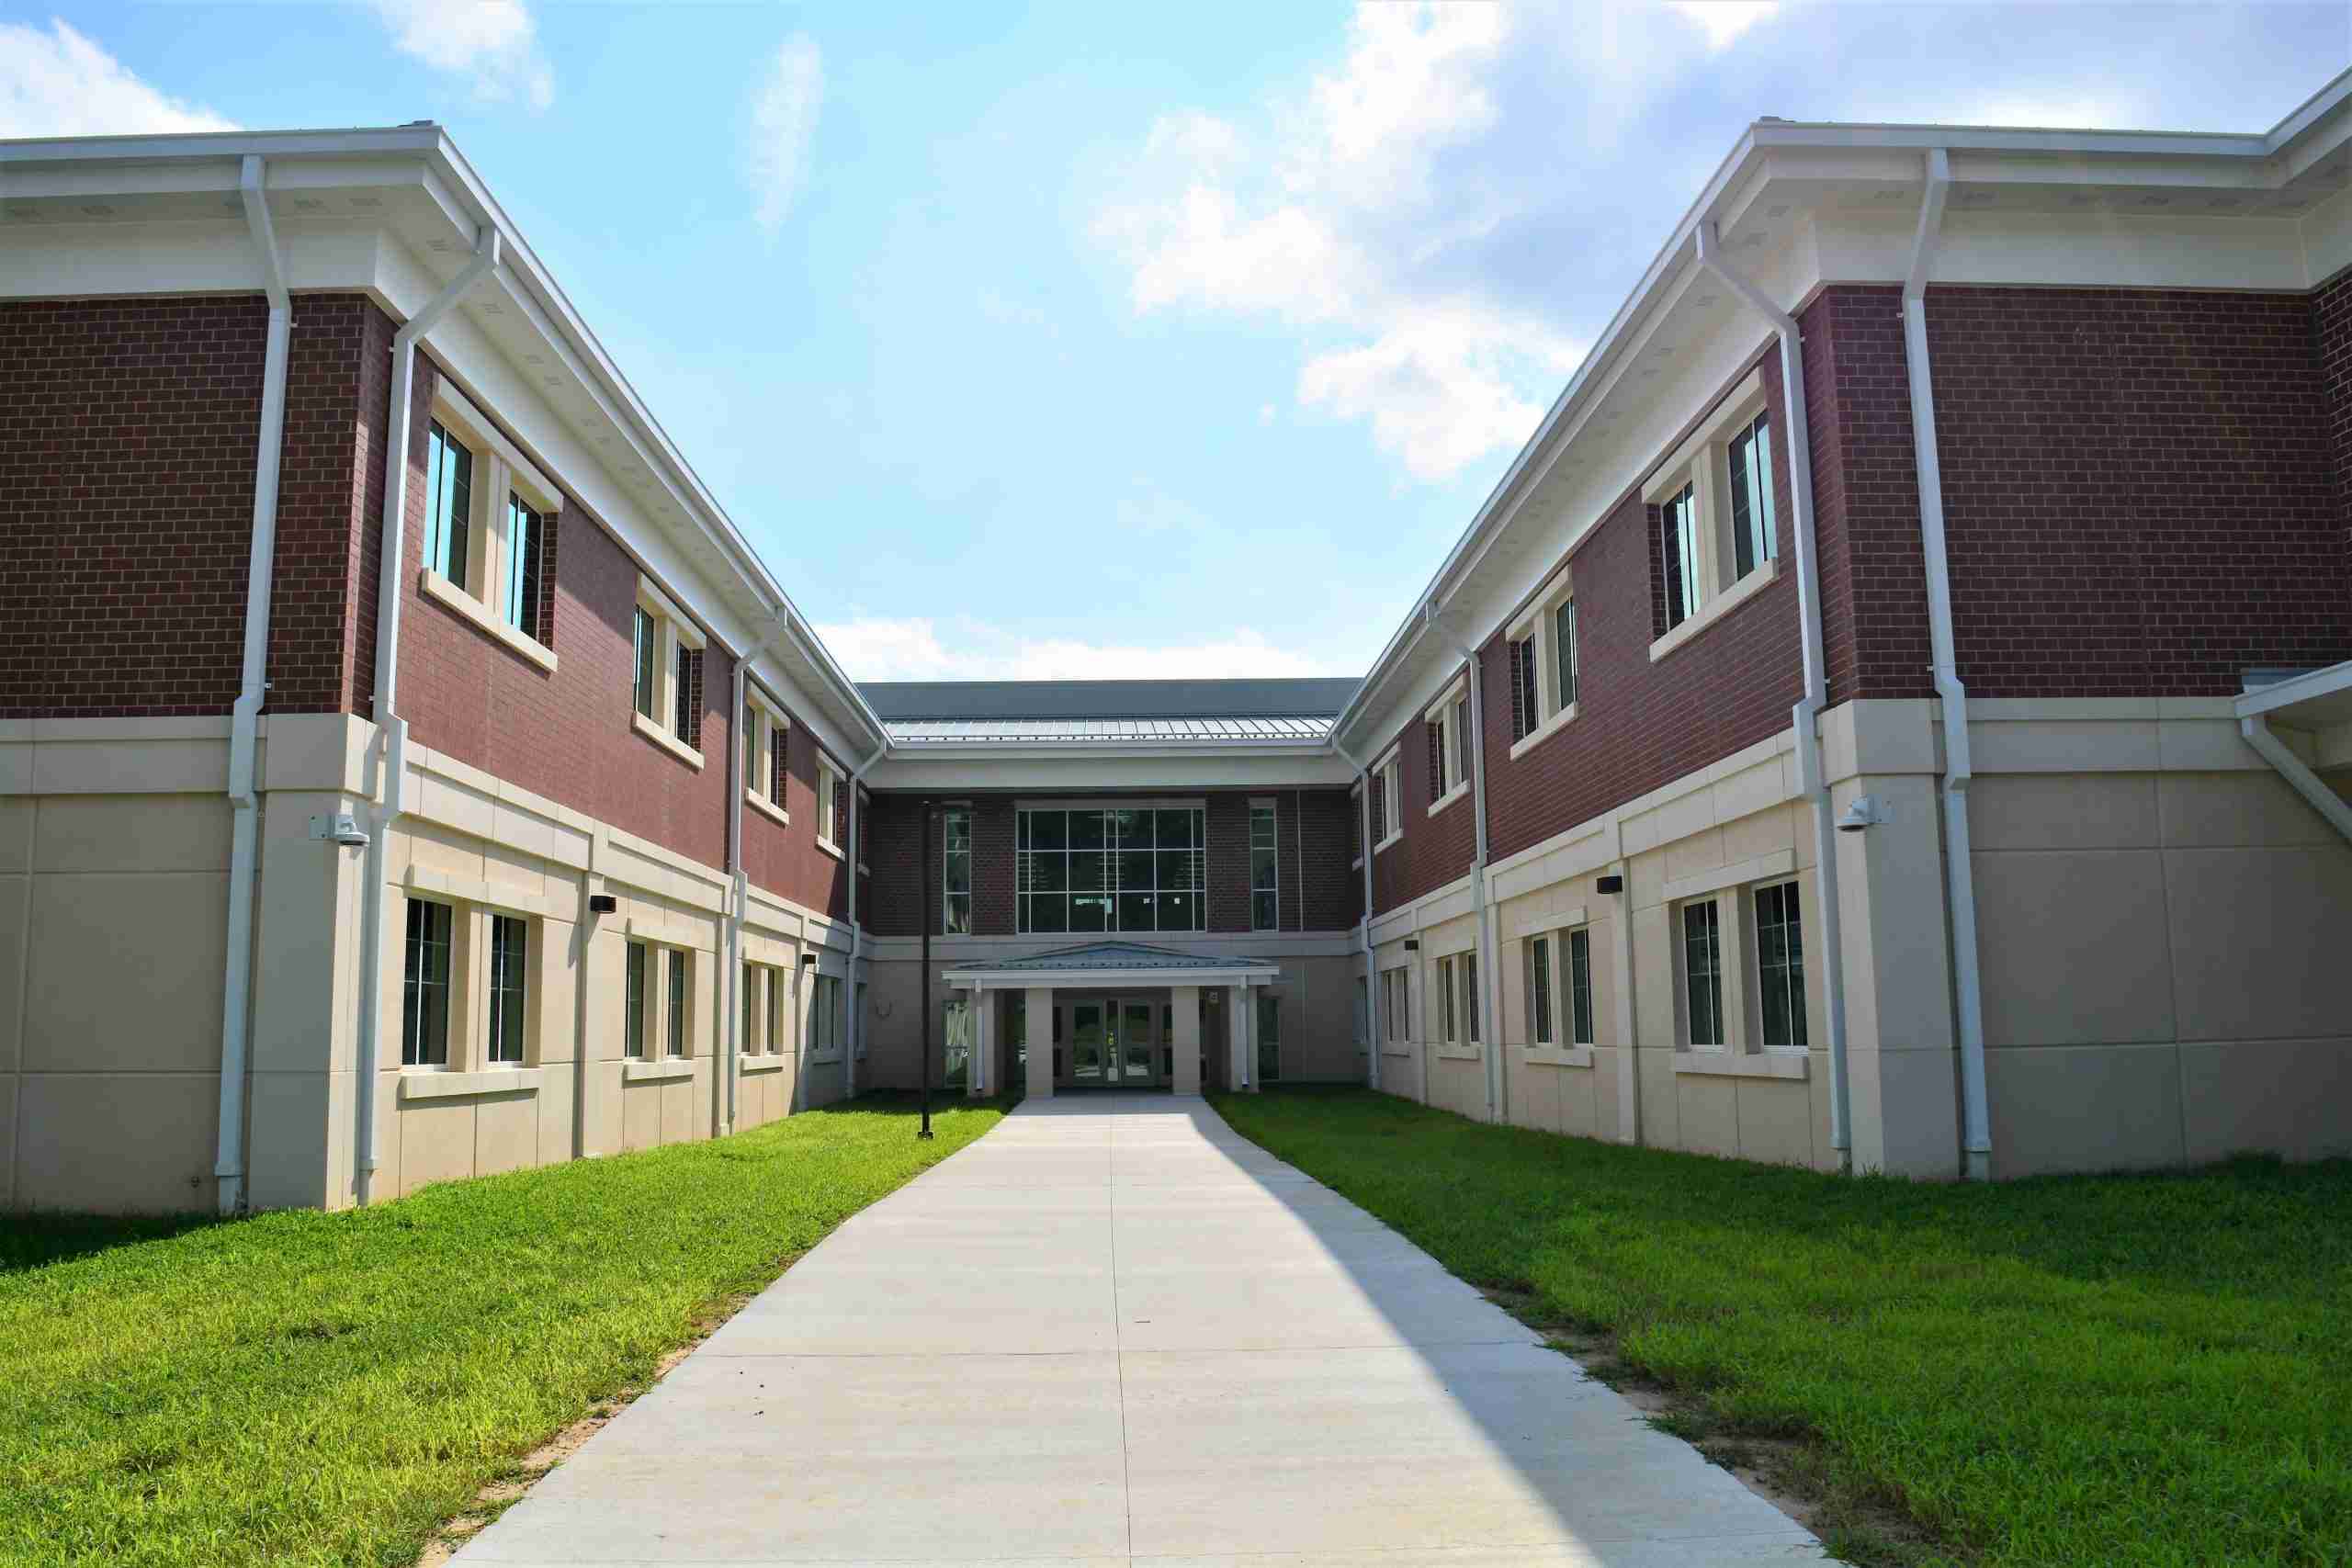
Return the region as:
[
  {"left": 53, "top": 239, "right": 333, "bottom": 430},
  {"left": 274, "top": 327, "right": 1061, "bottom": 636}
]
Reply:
[
  {"left": 1595, "top": 873, "right": 1624, "bottom": 896},
  {"left": 1838, "top": 795, "right": 1886, "bottom": 833},
  {"left": 1402, "top": 939, "right": 1419, "bottom": 952},
  {"left": 586, "top": 893, "right": 617, "bottom": 916}
]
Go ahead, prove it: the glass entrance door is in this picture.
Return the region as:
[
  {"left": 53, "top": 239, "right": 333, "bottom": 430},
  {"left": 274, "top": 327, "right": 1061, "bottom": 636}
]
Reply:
[
  {"left": 1115, "top": 998, "right": 1157, "bottom": 1085},
  {"left": 1068, "top": 1001, "right": 1107, "bottom": 1084}
]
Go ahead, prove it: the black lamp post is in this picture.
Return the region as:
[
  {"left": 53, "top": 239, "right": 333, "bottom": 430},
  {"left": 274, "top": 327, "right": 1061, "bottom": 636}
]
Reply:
[{"left": 918, "top": 798, "right": 935, "bottom": 1140}]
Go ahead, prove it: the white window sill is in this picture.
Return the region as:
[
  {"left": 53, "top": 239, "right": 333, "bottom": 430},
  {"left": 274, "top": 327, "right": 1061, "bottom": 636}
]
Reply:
[
  {"left": 739, "top": 1055, "right": 785, "bottom": 1075},
  {"left": 1509, "top": 702, "right": 1578, "bottom": 762},
  {"left": 1673, "top": 1048, "right": 1809, "bottom": 1081},
  {"left": 1433, "top": 1042, "right": 1483, "bottom": 1062},
  {"left": 1650, "top": 558, "right": 1778, "bottom": 663},
  {"left": 745, "top": 789, "right": 790, "bottom": 829},
  {"left": 1426, "top": 782, "right": 1469, "bottom": 818},
  {"left": 399, "top": 1066, "right": 543, "bottom": 1101},
  {"left": 1373, "top": 831, "right": 1403, "bottom": 857},
  {"left": 1523, "top": 1044, "right": 1596, "bottom": 1069},
  {"left": 633, "top": 710, "right": 705, "bottom": 771},
  {"left": 815, "top": 835, "right": 843, "bottom": 862},
  {"left": 623, "top": 1057, "right": 695, "bottom": 1083},
  {"left": 420, "top": 569, "right": 557, "bottom": 673}
]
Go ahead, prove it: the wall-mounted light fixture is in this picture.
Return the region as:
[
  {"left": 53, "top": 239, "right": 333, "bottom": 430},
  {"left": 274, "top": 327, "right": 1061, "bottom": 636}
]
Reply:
[
  {"left": 586, "top": 893, "right": 617, "bottom": 916},
  {"left": 1595, "top": 873, "right": 1624, "bottom": 896},
  {"left": 1837, "top": 795, "right": 1886, "bottom": 833},
  {"left": 1403, "top": 938, "right": 1420, "bottom": 952}
]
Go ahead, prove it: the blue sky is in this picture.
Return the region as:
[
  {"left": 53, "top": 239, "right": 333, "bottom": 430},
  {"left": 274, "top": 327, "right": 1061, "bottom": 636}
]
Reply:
[{"left": 6, "top": 2, "right": 2346, "bottom": 680}]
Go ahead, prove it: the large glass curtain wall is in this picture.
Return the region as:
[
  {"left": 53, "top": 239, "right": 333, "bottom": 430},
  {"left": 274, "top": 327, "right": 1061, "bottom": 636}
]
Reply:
[{"left": 1018, "top": 807, "right": 1206, "bottom": 933}]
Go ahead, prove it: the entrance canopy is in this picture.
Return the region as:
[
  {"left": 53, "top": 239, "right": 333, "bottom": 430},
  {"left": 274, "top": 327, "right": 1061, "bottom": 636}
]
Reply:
[{"left": 943, "top": 941, "right": 1281, "bottom": 990}]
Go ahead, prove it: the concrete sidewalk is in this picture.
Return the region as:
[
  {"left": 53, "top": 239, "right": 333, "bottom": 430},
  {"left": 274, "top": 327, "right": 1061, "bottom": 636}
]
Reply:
[{"left": 455, "top": 1094, "right": 1823, "bottom": 1566}]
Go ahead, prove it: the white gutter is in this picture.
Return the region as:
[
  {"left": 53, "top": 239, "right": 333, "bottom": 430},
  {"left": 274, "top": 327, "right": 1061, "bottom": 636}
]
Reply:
[
  {"left": 1428, "top": 606, "right": 1505, "bottom": 1125},
  {"left": 1331, "top": 739, "right": 1378, "bottom": 1089},
  {"left": 725, "top": 620, "right": 793, "bottom": 1134},
  {"left": 1900, "top": 150, "right": 1992, "bottom": 1181},
  {"left": 842, "top": 738, "right": 888, "bottom": 1100},
  {"left": 212, "top": 156, "right": 292, "bottom": 1216},
  {"left": 350, "top": 225, "right": 501, "bottom": 1205},
  {"left": 1693, "top": 220, "right": 1855, "bottom": 1172}
]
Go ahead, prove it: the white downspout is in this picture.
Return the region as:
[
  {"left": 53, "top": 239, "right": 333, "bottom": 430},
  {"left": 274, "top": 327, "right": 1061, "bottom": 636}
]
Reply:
[
  {"left": 1900, "top": 150, "right": 1991, "bottom": 1180},
  {"left": 351, "top": 225, "right": 501, "bottom": 1205},
  {"left": 1429, "top": 607, "right": 1504, "bottom": 1125},
  {"left": 726, "top": 617, "right": 793, "bottom": 1134},
  {"left": 1694, "top": 219, "right": 1854, "bottom": 1172},
  {"left": 1332, "top": 740, "right": 1378, "bottom": 1089},
  {"left": 213, "top": 155, "right": 292, "bottom": 1216},
  {"left": 843, "top": 737, "right": 888, "bottom": 1099}
]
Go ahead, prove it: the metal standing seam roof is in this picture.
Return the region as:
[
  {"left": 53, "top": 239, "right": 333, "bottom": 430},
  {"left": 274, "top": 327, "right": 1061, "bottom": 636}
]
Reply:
[
  {"left": 883, "top": 715, "right": 1336, "bottom": 744},
  {"left": 943, "top": 942, "right": 1280, "bottom": 975}
]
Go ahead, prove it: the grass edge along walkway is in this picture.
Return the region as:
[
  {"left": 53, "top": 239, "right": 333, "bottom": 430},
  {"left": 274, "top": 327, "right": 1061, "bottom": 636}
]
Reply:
[
  {"left": 1208, "top": 1086, "right": 2352, "bottom": 1568},
  {"left": 0, "top": 1093, "right": 1007, "bottom": 1568}
]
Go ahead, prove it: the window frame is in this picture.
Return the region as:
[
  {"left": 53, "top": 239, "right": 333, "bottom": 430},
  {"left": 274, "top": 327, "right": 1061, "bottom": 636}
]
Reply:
[
  {"left": 1506, "top": 565, "right": 1581, "bottom": 760},
  {"left": 942, "top": 804, "right": 972, "bottom": 934},
  {"left": 664, "top": 947, "right": 691, "bottom": 1059},
  {"left": 485, "top": 911, "right": 530, "bottom": 1066},
  {"left": 1380, "top": 965, "right": 1410, "bottom": 1046},
  {"left": 742, "top": 685, "right": 792, "bottom": 828},
  {"left": 1678, "top": 897, "right": 1729, "bottom": 1050},
  {"left": 1526, "top": 933, "right": 1555, "bottom": 1047},
  {"left": 1423, "top": 679, "right": 1470, "bottom": 818},
  {"left": 1249, "top": 799, "right": 1279, "bottom": 931},
  {"left": 401, "top": 897, "right": 456, "bottom": 1068},
  {"left": 1567, "top": 926, "right": 1596, "bottom": 1047},
  {"left": 815, "top": 755, "right": 847, "bottom": 859},
  {"left": 1751, "top": 879, "right": 1810, "bottom": 1051},
  {"left": 629, "top": 576, "right": 707, "bottom": 768},
  {"left": 1643, "top": 367, "right": 1781, "bottom": 663},
  {"left": 1371, "top": 748, "right": 1403, "bottom": 854},
  {"left": 1014, "top": 802, "right": 1207, "bottom": 936},
  {"left": 415, "top": 383, "right": 561, "bottom": 671}
]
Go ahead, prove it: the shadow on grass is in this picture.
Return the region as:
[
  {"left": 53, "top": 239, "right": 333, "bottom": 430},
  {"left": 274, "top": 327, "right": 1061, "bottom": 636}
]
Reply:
[{"left": 0, "top": 1212, "right": 224, "bottom": 1275}]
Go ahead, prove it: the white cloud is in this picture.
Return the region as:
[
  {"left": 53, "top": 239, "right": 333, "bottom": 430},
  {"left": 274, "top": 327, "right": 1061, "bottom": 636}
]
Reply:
[
  {"left": 370, "top": 0, "right": 553, "bottom": 110},
  {"left": 813, "top": 616, "right": 1345, "bottom": 682},
  {"left": 0, "top": 18, "right": 237, "bottom": 139},
  {"left": 1665, "top": 2, "right": 1779, "bottom": 51},
  {"left": 747, "top": 35, "right": 824, "bottom": 233}
]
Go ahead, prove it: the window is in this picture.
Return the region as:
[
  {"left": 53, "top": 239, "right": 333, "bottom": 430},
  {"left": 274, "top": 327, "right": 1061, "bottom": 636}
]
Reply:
[
  {"left": 1437, "top": 953, "right": 1458, "bottom": 1043},
  {"left": 665, "top": 949, "right": 689, "bottom": 1058},
  {"left": 1371, "top": 750, "right": 1400, "bottom": 851},
  {"left": 1528, "top": 935, "right": 1554, "bottom": 1045},
  {"left": 632, "top": 607, "right": 658, "bottom": 719},
  {"left": 416, "top": 387, "right": 560, "bottom": 661},
  {"left": 625, "top": 940, "right": 650, "bottom": 1059},
  {"left": 630, "top": 578, "right": 706, "bottom": 763},
  {"left": 1250, "top": 802, "right": 1278, "bottom": 931},
  {"left": 815, "top": 759, "right": 846, "bottom": 856},
  {"left": 742, "top": 692, "right": 790, "bottom": 821},
  {"left": 1016, "top": 805, "right": 1205, "bottom": 933},
  {"left": 1381, "top": 966, "right": 1409, "bottom": 1044},
  {"left": 808, "top": 973, "right": 844, "bottom": 1057},
  {"left": 1645, "top": 369, "right": 1781, "bottom": 658},
  {"left": 943, "top": 806, "right": 971, "bottom": 934},
  {"left": 401, "top": 898, "right": 454, "bottom": 1066},
  {"left": 1464, "top": 950, "right": 1479, "bottom": 1043},
  {"left": 424, "top": 420, "right": 473, "bottom": 589},
  {"left": 1507, "top": 567, "right": 1581, "bottom": 752},
  {"left": 1424, "top": 683, "right": 1471, "bottom": 813},
  {"left": 1754, "top": 882, "right": 1807, "bottom": 1048},
  {"left": 1568, "top": 928, "right": 1594, "bottom": 1046},
  {"left": 943, "top": 997, "right": 972, "bottom": 1089},
  {"left": 768, "top": 967, "right": 786, "bottom": 1055},
  {"left": 1349, "top": 782, "right": 1364, "bottom": 866},
  {"left": 1256, "top": 993, "right": 1282, "bottom": 1082},
  {"left": 487, "top": 913, "right": 527, "bottom": 1066},
  {"left": 1682, "top": 899, "right": 1724, "bottom": 1047}
]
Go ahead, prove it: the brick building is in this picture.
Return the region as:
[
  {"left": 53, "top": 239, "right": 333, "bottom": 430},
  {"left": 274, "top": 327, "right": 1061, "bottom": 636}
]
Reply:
[{"left": 5, "top": 77, "right": 2352, "bottom": 1209}]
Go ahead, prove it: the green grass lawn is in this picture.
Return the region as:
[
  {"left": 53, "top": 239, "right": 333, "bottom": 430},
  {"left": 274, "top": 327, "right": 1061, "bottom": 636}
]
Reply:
[
  {"left": 1210, "top": 1086, "right": 2352, "bottom": 1568},
  {"left": 0, "top": 1094, "right": 1003, "bottom": 1568}
]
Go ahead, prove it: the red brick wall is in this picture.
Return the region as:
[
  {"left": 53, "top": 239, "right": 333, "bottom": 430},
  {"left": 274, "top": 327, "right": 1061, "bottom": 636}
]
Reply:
[
  {"left": 2313, "top": 266, "right": 2352, "bottom": 547},
  {"left": 739, "top": 708, "right": 853, "bottom": 921},
  {"left": 1365, "top": 684, "right": 1480, "bottom": 917},
  {"left": 1918, "top": 285, "right": 2351, "bottom": 695},
  {"left": 0, "top": 293, "right": 377, "bottom": 717}
]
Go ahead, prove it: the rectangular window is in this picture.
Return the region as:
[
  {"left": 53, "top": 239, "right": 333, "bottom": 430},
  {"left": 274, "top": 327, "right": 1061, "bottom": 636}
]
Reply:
[
  {"left": 1755, "top": 882, "right": 1807, "bottom": 1048},
  {"left": 1510, "top": 638, "right": 1538, "bottom": 739},
  {"left": 1453, "top": 696, "right": 1472, "bottom": 794},
  {"left": 1568, "top": 928, "right": 1595, "bottom": 1046},
  {"left": 401, "top": 898, "right": 453, "bottom": 1067},
  {"left": 1256, "top": 992, "right": 1281, "bottom": 1083},
  {"left": 1727, "top": 411, "right": 1777, "bottom": 581},
  {"left": 1528, "top": 935, "right": 1554, "bottom": 1046},
  {"left": 773, "top": 728, "right": 790, "bottom": 806},
  {"left": 424, "top": 420, "right": 473, "bottom": 590},
  {"left": 1383, "top": 967, "right": 1408, "bottom": 1044},
  {"left": 943, "top": 996, "right": 972, "bottom": 1089},
  {"left": 1250, "top": 803, "right": 1278, "bottom": 931},
  {"left": 665, "top": 948, "right": 688, "bottom": 1058},
  {"left": 1463, "top": 950, "right": 1479, "bottom": 1043},
  {"left": 742, "top": 702, "right": 760, "bottom": 795},
  {"left": 625, "top": 940, "right": 650, "bottom": 1059},
  {"left": 1553, "top": 598, "right": 1577, "bottom": 711},
  {"left": 632, "top": 606, "right": 657, "bottom": 719},
  {"left": 767, "top": 967, "right": 786, "bottom": 1054},
  {"left": 1437, "top": 954, "right": 1457, "bottom": 1043},
  {"left": 741, "top": 960, "right": 757, "bottom": 1055},
  {"left": 943, "top": 806, "right": 972, "bottom": 934},
  {"left": 1682, "top": 900, "right": 1724, "bottom": 1047},
  {"left": 1428, "top": 718, "right": 1449, "bottom": 798},
  {"left": 817, "top": 763, "right": 842, "bottom": 850},
  {"left": 503, "top": 493, "right": 545, "bottom": 637},
  {"left": 673, "top": 642, "right": 695, "bottom": 743},
  {"left": 1016, "top": 806, "right": 1204, "bottom": 934},
  {"left": 1661, "top": 480, "right": 1700, "bottom": 630},
  {"left": 487, "top": 913, "right": 527, "bottom": 1066}
]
